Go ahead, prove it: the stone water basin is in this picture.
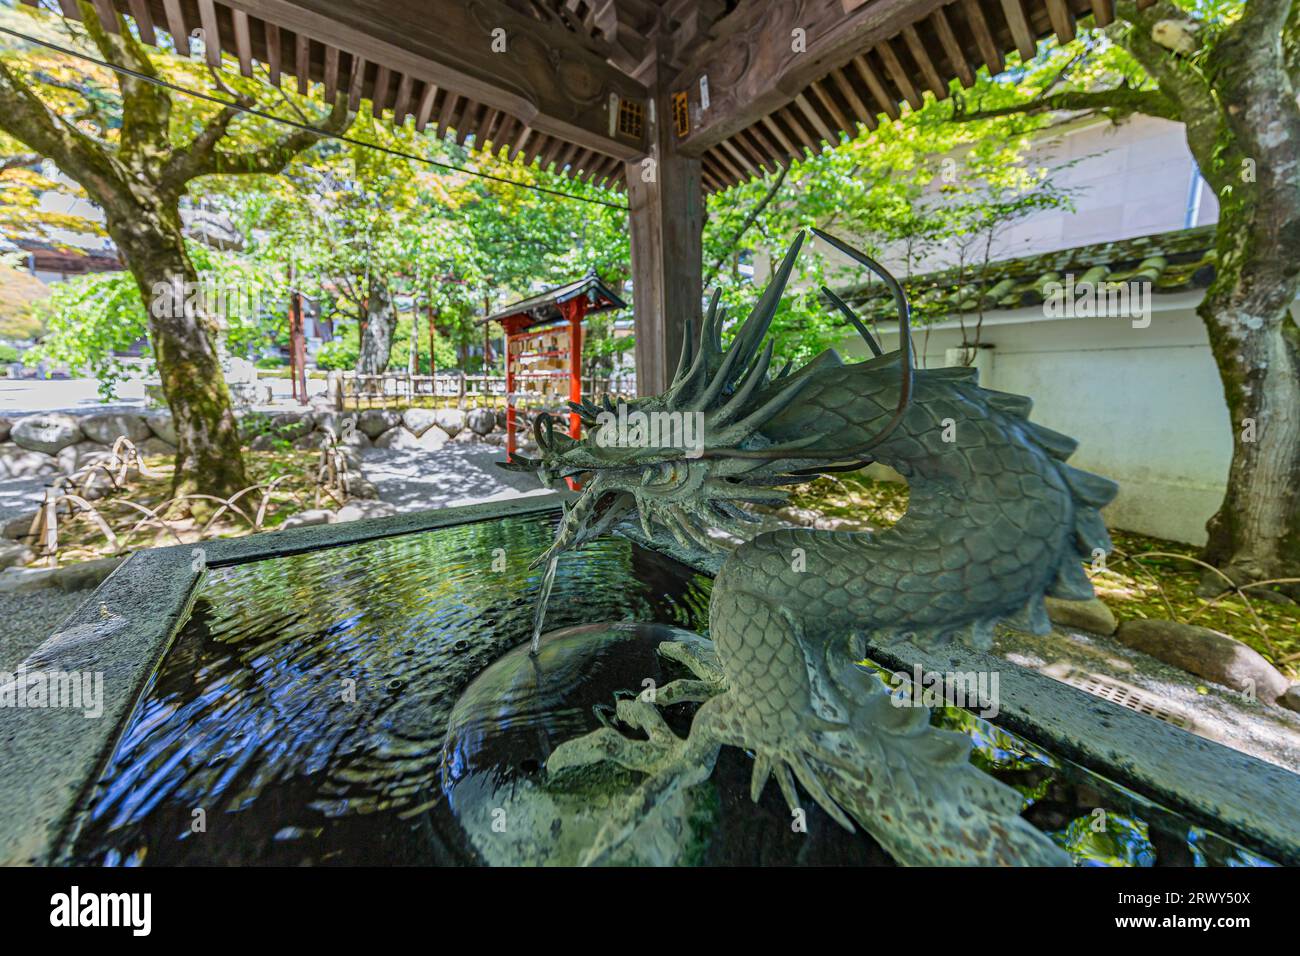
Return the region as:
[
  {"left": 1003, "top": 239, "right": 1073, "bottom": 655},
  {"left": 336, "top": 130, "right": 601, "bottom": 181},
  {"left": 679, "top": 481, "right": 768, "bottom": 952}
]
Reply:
[{"left": 65, "top": 510, "right": 1274, "bottom": 866}]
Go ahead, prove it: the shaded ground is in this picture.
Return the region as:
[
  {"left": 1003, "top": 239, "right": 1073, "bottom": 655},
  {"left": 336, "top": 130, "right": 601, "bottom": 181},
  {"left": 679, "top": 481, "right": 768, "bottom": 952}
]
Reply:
[{"left": 357, "top": 443, "right": 550, "bottom": 511}]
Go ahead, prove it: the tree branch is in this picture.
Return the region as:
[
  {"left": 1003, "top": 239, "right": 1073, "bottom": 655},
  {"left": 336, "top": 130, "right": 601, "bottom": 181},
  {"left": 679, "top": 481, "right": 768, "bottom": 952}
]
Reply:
[
  {"left": 0, "top": 57, "right": 125, "bottom": 201},
  {"left": 72, "top": 0, "right": 170, "bottom": 164},
  {"left": 950, "top": 84, "right": 1180, "bottom": 125},
  {"left": 172, "top": 92, "right": 352, "bottom": 185},
  {"left": 703, "top": 164, "right": 788, "bottom": 287}
]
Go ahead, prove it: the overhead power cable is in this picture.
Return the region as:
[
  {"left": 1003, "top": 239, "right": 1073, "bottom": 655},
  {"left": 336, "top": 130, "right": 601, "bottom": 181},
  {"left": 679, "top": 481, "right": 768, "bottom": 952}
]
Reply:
[{"left": 0, "top": 23, "right": 630, "bottom": 211}]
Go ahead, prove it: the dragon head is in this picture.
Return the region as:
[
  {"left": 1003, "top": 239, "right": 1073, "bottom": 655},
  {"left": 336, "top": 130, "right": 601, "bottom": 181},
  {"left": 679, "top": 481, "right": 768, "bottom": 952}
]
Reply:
[{"left": 498, "top": 230, "right": 914, "bottom": 567}]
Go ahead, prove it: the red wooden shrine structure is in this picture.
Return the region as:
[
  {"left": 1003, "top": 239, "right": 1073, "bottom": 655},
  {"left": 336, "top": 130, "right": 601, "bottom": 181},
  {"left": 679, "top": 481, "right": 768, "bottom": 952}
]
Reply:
[{"left": 481, "top": 271, "right": 627, "bottom": 457}]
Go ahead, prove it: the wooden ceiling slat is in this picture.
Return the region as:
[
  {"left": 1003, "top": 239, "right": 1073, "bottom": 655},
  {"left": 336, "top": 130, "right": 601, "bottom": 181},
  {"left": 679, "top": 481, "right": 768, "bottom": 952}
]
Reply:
[
  {"left": 55, "top": 0, "right": 80, "bottom": 20},
  {"left": 161, "top": 0, "right": 188, "bottom": 56},
  {"left": 491, "top": 113, "right": 518, "bottom": 151},
  {"left": 537, "top": 136, "right": 565, "bottom": 170},
  {"left": 759, "top": 113, "right": 799, "bottom": 158},
  {"left": 720, "top": 136, "right": 759, "bottom": 176},
  {"left": 323, "top": 44, "right": 339, "bottom": 100},
  {"left": 90, "top": 0, "right": 119, "bottom": 34},
  {"left": 392, "top": 73, "right": 414, "bottom": 124},
  {"left": 708, "top": 146, "right": 745, "bottom": 183},
  {"left": 902, "top": 24, "right": 948, "bottom": 101},
  {"left": 1045, "top": 0, "right": 1077, "bottom": 42},
  {"left": 551, "top": 140, "right": 576, "bottom": 170},
  {"left": 436, "top": 92, "right": 461, "bottom": 138},
  {"left": 999, "top": 0, "right": 1039, "bottom": 61},
  {"left": 595, "top": 155, "right": 622, "bottom": 186},
  {"left": 828, "top": 65, "right": 877, "bottom": 130},
  {"left": 962, "top": 0, "right": 1006, "bottom": 74},
  {"left": 453, "top": 101, "right": 479, "bottom": 146},
  {"left": 232, "top": 9, "right": 253, "bottom": 78},
  {"left": 509, "top": 125, "right": 532, "bottom": 160},
  {"left": 737, "top": 127, "right": 782, "bottom": 172},
  {"left": 850, "top": 53, "right": 899, "bottom": 122},
  {"left": 930, "top": 5, "right": 975, "bottom": 89},
  {"left": 571, "top": 148, "right": 596, "bottom": 179},
  {"left": 792, "top": 92, "right": 835, "bottom": 146},
  {"left": 476, "top": 108, "right": 502, "bottom": 149},
  {"left": 414, "top": 82, "right": 438, "bottom": 131},
  {"left": 876, "top": 39, "right": 922, "bottom": 111},
  {"left": 744, "top": 121, "right": 790, "bottom": 168},
  {"left": 516, "top": 133, "right": 538, "bottom": 164},
  {"left": 347, "top": 54, "right": 366, "bottom": 112},
  {"left": 197, "top": 0, "right": 221, "bottom": 66},
  {"left": 266, "top": 23, "right": 282, "bottom": 87},
  {"left": 700, "top": 156, "right": 729, "bottom": 191},
  {"left": 1090, "top": 0, "right": 1114, "bottom": 26},
  {"left": 371, "top": 65, "right": 391, "bottom": 117},
  {"left": 775, "top": 105, "right": 819, "bottom": 154},
  {"left": 578, "top": 151, "right": 603, "bottom": 181},
  {"left": 126, "top": 0, "right": 156, "bottom": 45},
  {"left": 810, "top": 78, "right": 852, "bottom": 137},
  {"left": 295, "top": 34, "right": 310, "bottom": 94}
]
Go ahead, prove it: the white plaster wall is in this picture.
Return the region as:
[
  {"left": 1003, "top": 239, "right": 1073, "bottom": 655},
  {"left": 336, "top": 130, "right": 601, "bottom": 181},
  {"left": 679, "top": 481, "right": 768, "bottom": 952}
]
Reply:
[
  {"left": 843, "top": 293, "right": 1233, "bottom": 545},
  {"left": 788, "top": 114, "right": 1223, "bottom": 280}
]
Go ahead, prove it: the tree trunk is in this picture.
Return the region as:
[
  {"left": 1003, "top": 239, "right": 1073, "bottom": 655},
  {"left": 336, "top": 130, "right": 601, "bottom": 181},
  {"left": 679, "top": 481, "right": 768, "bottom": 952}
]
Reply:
[
  {"left": 356, "top": 278, "right": 396, "bottom": 376},
  {"left": 108, "top": 206, "right": 249, "bottom": 500},
  {"left": 1192, "top": 1, "right": 1300, "bottom": 590}
]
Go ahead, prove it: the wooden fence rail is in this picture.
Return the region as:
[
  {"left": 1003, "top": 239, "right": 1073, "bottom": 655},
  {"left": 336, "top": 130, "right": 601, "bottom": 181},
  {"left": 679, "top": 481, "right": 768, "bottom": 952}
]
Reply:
[{"left": 335, "top": 371, "right": 636, "bottom": 411}]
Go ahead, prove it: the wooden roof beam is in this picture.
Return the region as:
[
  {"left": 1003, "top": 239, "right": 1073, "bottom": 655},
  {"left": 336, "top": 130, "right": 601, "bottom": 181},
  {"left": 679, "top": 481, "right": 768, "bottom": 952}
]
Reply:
[
  {"left": 670, "top": 0, "right": 955, "bottom": 156},
  {"left": 219, "top": 0, "right": 648, "bottom": 159}
]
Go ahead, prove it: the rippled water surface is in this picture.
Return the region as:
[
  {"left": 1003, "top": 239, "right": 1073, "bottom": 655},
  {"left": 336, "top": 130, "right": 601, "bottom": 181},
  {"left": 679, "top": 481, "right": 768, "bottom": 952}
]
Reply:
[
  {"left": 72, "top": 510, "right": 1273, "bottom": 866},
  {"left": 73, "top": 511, "right": 711, "bottom": 865}
]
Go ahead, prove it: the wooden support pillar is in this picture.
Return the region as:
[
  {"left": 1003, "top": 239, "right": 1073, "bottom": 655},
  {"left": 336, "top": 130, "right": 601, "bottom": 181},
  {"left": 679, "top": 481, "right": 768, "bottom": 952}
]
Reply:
[{"left": 627, "top": 58, "right": 703, "bottom": 397}]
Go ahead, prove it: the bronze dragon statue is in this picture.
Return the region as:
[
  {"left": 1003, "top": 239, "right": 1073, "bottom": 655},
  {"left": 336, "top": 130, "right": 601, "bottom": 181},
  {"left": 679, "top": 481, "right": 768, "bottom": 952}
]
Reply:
[{"left": 499, "top": 230, "right": 1118, "bottom": 866}]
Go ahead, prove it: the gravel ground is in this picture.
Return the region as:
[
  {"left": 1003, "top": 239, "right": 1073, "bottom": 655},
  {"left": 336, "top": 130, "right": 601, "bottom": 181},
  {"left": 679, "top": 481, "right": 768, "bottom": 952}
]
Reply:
[{"left": 0, "top": 587, "right": 94, "bottom": 672}]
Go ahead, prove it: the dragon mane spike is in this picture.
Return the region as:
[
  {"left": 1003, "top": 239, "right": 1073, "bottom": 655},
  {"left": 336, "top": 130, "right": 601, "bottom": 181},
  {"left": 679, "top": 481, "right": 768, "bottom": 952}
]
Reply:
[
  {"left": 712, "top": 338, "right": 775, "bottom": 430},
  {"left": 671, "top": 289, "right": 723, "bottom": 402},
  {"left": 670, "top": 311, "right": 696, "bottom": 388},
  {"left": 732, "top": 232, "right": 805, "bottom": 369}
]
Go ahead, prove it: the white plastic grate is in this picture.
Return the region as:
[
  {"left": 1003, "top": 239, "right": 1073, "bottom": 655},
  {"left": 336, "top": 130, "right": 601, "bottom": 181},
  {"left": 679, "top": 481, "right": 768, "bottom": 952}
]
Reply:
[{"left": 1045, "top": 665, "right": 1196, "bottom": 731}]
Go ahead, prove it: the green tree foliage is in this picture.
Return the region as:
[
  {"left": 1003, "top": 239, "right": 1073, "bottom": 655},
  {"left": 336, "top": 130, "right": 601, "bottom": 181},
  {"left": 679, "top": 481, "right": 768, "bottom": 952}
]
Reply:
[{"left": 701, "top": 83, "right": 1068, "bottom": 367}]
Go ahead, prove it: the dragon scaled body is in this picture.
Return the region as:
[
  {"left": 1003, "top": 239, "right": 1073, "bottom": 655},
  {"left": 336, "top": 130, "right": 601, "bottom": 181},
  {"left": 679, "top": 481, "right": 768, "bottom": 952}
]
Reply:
[{"left": 502, "top": 231, "right": 1118, "bottom": 865}]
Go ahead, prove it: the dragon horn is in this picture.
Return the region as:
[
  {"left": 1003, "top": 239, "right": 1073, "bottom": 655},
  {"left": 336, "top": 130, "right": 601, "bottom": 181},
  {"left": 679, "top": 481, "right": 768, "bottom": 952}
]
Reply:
[
  {"left": 533, "top": 412, "right": 552, "bottom": 451},
  {"left": 811, "top": 227, "right": 915, "bottom": 455},
  {"left": 821, "top": 285, "right": 883, "bottom": 357}
]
